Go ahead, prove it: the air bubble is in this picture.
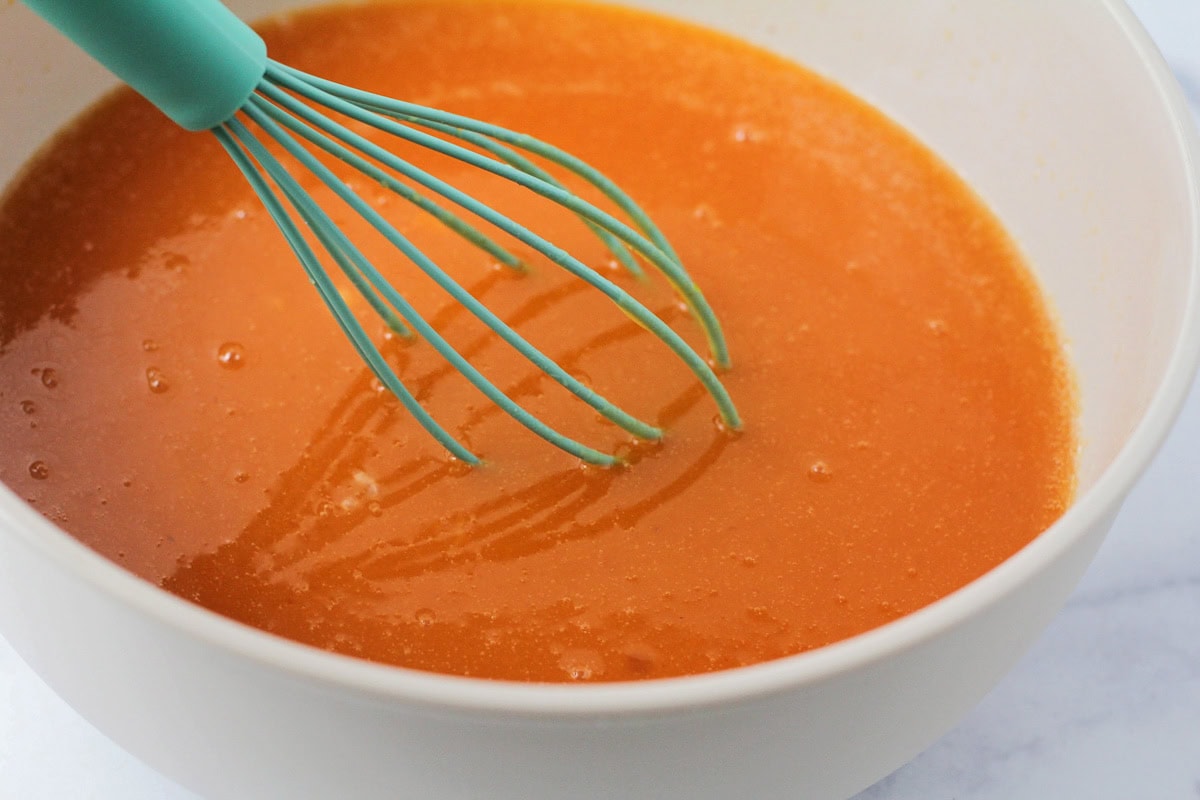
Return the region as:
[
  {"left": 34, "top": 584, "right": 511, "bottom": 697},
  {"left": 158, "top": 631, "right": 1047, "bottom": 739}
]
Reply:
[
  {"left": 415, "top": 608, "right": 436, "bottom": 627},
  {"left": 692, "top": 203, "right": 725, "bottom": 229},
  {"left": 808, "top": 461, "right": 834, "bottom": 483},
  {"left": 217, "top": 342, "right": 246, "bottom": 369},
  {"left": 447, "top": 459, "right": 474, "bottom": 478},
  {"left": 746, "top": 605, "right": 772, "bottom": 622},
  {"left": 731, "top": 123, "right": 766, "bottom": 143},
  {"left": 367, "top": 501, "right": 383, "bottom": 517},
  {"left": 558, "top": 649, "right": 604, "bottom": 681},
  {"left": 19, "top": 400, "right": 35, "bottom": 415},
  {"left": 145, "top": 367, "right": 170, "bottom": 393},
  {"left": 233, "top": 471, "right": 250, "bottom": 484},
  {"left": 142, "top": 339, "right": 159, "bottom": 352},
  {"left": 40, "top": 368, "right": 58, "bottom": 389},
  {"left": 28, "top": 461, "right": 49, "bottom": 480}
]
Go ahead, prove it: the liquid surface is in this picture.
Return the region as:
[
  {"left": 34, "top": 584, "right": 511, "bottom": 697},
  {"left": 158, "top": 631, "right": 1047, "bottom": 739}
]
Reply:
[{"left": 0, "top": 1, "right": 1075, "bottom": 682}]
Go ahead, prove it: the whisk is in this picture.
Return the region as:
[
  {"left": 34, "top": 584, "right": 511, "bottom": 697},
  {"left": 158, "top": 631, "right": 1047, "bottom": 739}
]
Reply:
[{"left": 23, "top": 0, "right": 741, "bottom": 467}]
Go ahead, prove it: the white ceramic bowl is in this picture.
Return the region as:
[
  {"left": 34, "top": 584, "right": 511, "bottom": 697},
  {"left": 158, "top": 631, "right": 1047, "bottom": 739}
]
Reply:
[{"left": 1, "top": 2, "right": 1198, "bottom": 798}]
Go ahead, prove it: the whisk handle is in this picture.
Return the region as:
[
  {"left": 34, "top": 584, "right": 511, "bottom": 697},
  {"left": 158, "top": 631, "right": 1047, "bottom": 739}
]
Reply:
[{"left": 21, "top": 0, "right": 265, "bottom": 131}]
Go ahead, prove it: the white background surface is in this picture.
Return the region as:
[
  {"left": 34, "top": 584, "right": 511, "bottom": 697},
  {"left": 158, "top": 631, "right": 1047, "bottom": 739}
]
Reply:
[{"left": 2, "top": 1, "right": 1198, "bottom": 797}]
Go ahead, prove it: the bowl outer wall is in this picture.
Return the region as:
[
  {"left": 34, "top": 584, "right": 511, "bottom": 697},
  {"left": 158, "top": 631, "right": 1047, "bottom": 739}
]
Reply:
[
  {"left": 0, "top": 498, "right": 1123, "bottom": 800},
  {"left": 0, "top": 1, "right": 1198, "bottom": 799}
]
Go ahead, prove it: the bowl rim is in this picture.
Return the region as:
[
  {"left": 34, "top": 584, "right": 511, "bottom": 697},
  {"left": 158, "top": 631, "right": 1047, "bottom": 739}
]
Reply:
[{"left": 1, "top": 0, "right": 1198, "bottom": 719}]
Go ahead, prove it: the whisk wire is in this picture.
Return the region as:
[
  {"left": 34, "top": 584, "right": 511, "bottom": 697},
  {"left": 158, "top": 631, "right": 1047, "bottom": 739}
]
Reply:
[
  {"left": 222, "top": 67, "right": 746, "bottom": 466},
  {"left": 265, "top": 64, "right": 732, "bottom": 371},
  {"left": 232, "top": 106, "right": 656, "bottom": 466},
  {"left": 213, "top": 124, "right": 479, "bottom": 464},
  {"left": 400, "top": 115, "right": 646, "bottom": 280},
  {"left": 253, "top": 74, "right": 741, "bottom": 432},
  {"left": 244, "top": 95, "right": 665, "bottom": 444},
  {"left": 355, "top": 159, "right": 525, "bottom": 273},
  {"left": 274, "top": 63, "right": 685, "bottom": 271}
]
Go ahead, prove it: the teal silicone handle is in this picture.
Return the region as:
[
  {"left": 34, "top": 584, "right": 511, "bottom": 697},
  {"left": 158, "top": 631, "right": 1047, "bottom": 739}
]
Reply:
[{"left": 22, "top": 0, "right": 267, "bottom": 131}]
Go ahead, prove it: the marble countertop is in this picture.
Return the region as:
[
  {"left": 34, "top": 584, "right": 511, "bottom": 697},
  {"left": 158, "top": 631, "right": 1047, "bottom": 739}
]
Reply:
[{"left": 2, "top": 1, "right": 1199, "bottom": 798}]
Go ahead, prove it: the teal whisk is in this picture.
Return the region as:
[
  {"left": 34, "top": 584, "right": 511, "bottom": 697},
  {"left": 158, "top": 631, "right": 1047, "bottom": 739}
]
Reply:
[{"left": 22, "top": 0, "right": 740, "bottom": 466}]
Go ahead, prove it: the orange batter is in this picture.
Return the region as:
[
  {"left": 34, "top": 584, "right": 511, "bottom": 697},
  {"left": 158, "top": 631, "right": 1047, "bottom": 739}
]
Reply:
[{"left": 0, "top": 1, "right": 1075, "bottom": 681}]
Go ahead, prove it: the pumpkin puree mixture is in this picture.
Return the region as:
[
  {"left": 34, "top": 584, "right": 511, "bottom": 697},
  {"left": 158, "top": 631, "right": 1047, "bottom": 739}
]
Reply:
[{"left": 0, "top": 1, "right": 1075, "bottom": 681}]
